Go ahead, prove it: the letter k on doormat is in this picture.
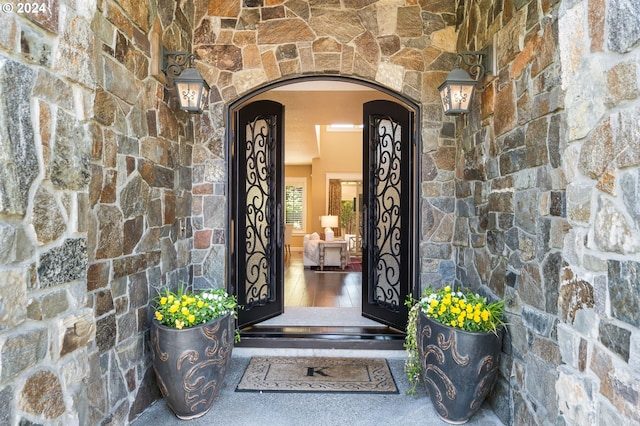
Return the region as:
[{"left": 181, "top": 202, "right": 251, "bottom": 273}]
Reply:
[{"left": 235, "top": 356, "right": 398, "bottom": 394}]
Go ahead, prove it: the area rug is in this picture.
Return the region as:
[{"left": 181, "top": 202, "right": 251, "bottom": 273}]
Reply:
[
  {"left": 236, "top": 356, "right": 398, "bottom": 394},
  {"left": 314, "top": 259, "right": 362, "bottom": 273}
]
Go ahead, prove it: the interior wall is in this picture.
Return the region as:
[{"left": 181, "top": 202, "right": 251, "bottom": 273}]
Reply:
[{"left": 310, "top": 128, "right": 363, "bottom": 236}]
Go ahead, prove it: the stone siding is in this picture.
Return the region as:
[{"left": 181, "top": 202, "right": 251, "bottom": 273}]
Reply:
[
  {"left": 0, "top": 2, "right": 96, "bottom": 424},
  {"left": 555, "top": 0, "right": 640, "bottom": 424},
  {"left": 0, "top": 1, "right": 195, "bottom": 424},
  {"left": 453, "top": 0, "right": 640, "bottom": 424},
  {"left": 87, "top": 0, "right": 196, "bottom": 423}
]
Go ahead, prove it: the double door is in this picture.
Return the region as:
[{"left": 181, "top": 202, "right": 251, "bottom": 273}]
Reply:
[{"left": 231, "top": 99, "right": 415, "bottom": 331}]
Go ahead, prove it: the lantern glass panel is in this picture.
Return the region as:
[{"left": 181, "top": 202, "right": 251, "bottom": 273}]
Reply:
[{"left": 175, "top": 80, "right": 203, "bottom": 112}]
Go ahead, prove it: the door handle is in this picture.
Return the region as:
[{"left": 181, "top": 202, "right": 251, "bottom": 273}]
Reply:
[
  {"left": 276, "top": 203, "right": 283, "bottom": 248},
  {"left": 361, "top": 204, "right": 367, "bottom": 249}
]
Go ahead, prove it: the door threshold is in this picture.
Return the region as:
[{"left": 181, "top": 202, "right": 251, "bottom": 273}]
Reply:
[{"left": 237, "top": 325, "right": 405, "bottom": 350}]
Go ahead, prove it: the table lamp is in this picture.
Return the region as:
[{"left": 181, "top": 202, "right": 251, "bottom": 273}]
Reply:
[{"left": 320, "top": 215, "right": 339, "bottom": 241}]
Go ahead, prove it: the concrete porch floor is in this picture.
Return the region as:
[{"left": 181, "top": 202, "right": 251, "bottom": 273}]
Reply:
[{"left": 132, "top": 348, "right": 504, "bottom": 426}]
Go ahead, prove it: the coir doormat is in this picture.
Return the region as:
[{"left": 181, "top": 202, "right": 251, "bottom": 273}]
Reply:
[{"left": 236, "top": 356, "right": 398, "bottom": 394}]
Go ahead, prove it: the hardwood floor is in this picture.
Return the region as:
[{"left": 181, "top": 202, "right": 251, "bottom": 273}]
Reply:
[
  {"left": 255, "top": 250, "right": 374, "bottom": 327},
  {"left": 283, "top": 251, "right": 361, "bottom": 308},
  {"left": 239, "top": 250, "right": 404, "bottom": 348}
]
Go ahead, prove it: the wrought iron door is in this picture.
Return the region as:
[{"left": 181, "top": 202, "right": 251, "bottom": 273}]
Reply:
[
  {"left": 233, "top": 100, "right": 284, "bottom": 328},
  {"left": 362, "top": 100, "right": 414, "bottom": 331}
]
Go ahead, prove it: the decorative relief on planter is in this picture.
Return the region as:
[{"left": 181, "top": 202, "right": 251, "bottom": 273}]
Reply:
[{"left": 418, "top": 313, "right": 503, "bottom": 424}]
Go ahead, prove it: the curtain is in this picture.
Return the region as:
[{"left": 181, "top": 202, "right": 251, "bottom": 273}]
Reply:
[{"left": 328, "top": 179, "right": 342, "bottom": 237}]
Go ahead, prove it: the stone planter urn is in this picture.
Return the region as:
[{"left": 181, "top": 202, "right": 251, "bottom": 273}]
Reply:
[
  {"left": 149, "top": 312, "right": 235, "bottom": 420},
  {"left": 416, "top": 313, "right": 504, "bottom": 424},
  {"left": 417, "top": 312, "right": 504, "bottom": 424}
]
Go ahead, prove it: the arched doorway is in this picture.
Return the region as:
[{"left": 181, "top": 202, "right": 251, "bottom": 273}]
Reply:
[{"left": 227, "top": 76, "right": 420, "bottom": 344}]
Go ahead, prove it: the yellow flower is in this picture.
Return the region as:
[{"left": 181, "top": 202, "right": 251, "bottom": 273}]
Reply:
[
  {"left": 481, "top": 310, "right": 490, "bottom": 321},
  {"left": 473, "top": 314, "right": 481, "bottom": 323},
  {"left": 152, "top": 285, "right": 237, "bottom": 330},
  {"left": 450, "top": 320, "right": 457, "bottom": 327},
  {"left": 444, "top": 286, "right": 451, "bottom": 292},
  {"left": 430, "top": 299, "right": 438, "bottom": 307},
  {"left": 427, "top": 307, "right": 434, "bottom": 314}
]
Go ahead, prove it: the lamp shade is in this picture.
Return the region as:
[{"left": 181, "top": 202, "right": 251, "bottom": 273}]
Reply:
[
  {"left": 438, "top": 67, "right": 477, "bottom": 115},
  {"left": 174, "top": 67, "right": 210, "bottom": 113},
  {"left": 320, "top": 215, "right": 339, "bottom": 228}
]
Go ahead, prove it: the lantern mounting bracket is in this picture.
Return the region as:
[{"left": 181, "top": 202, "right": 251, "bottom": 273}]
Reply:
[
  {"left": 456, "top": 46, "right": 493, "bottom": 92},
  {"left": 161, "top": 47, "right": 196, "bottom": 89}
]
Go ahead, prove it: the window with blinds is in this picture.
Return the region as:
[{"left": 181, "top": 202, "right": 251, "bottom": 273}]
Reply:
[{"left": 285, "top": 178, "right": 306, "bottom": 232}]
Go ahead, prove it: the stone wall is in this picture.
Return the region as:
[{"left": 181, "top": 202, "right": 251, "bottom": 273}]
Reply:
[
  {"left": 87, "top": 0, "right": 197, "bottom": 424},
  {"left": 190, "top": 0, "right": 461, "bottom": 290},
  {"left": 0, "top": 1, "right": 196, "bottom": 424},
  {"left": 1, "top": 0, "right": 637, "bottom": 425},
  {"left": 0, "top": 2, "right": 96, "bottom": 424},
  {"left": 555, "top": 0, "right": 640, "bottom": 423},
  {"left": 453, "top": 0, "right": 640, "bottom": 424}
]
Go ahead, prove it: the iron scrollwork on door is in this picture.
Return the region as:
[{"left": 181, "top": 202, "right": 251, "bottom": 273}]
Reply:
[
  {"left": 244, "top": 115, "right": 277, "bottom": 308},
  {"left": 368, "top": 116, "right": 402, "bottom": 312}
]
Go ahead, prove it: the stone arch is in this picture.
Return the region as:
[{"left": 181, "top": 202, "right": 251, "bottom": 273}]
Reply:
[
  {"left": 229, "top": 74, "right": 421, "bottom": 109},
  {"left": 190, "top": 2, "right": 460, "bottom": 289},
  {"left": 191, "top": 72, "right": 424, "bottom": 288}
]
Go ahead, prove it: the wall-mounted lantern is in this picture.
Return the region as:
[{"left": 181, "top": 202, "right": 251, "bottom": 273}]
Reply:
[
  {"left": 161, "top": 48, "right": 210, "bottom": 114},
  {"left": 438, "top": 46, "right": 493, "bottom": 115}
]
